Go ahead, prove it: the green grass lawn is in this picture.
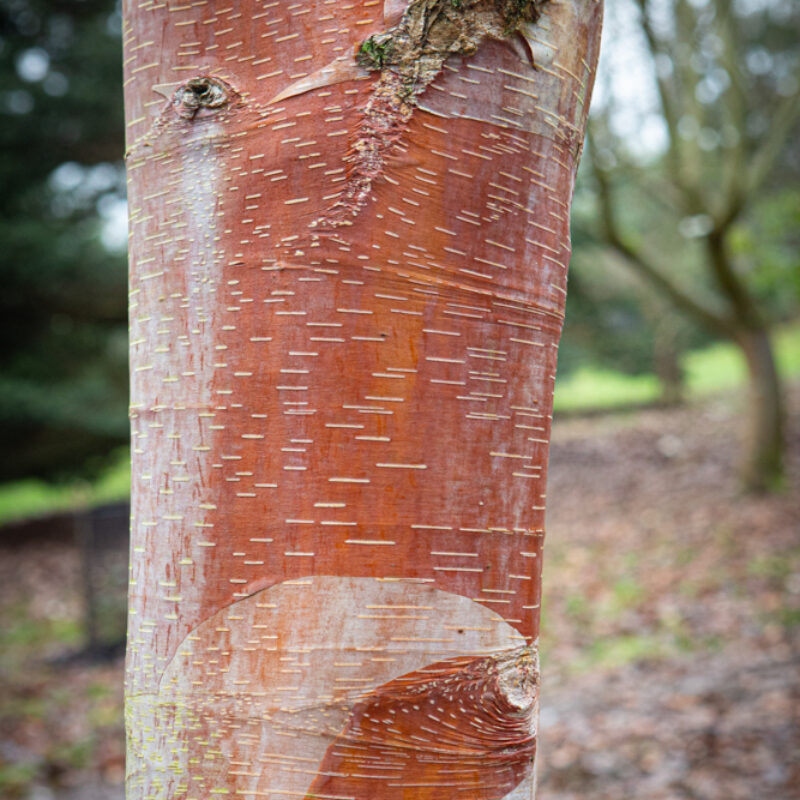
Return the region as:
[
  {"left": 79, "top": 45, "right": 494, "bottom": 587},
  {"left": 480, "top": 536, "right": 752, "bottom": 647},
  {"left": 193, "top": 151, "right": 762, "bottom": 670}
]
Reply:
[
  {"left": 0, "top": 448, "right": 131, "bottom": 525},
  {"left": 553, "top": 322, "right": 800, "bottom": 412},
  {"left": 0, "top": 324, "right": 797, "bottom": 525}
]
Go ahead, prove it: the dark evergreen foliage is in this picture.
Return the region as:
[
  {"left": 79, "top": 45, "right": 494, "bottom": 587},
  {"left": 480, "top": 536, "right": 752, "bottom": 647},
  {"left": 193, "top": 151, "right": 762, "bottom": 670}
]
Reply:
[{"left": 0, "top": 0, "right": 127, "bottom": 481}]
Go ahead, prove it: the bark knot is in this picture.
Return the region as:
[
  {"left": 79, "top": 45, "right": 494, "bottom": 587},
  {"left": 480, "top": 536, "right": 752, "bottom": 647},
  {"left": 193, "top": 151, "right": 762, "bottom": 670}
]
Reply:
[
  {"left": 495, "top": 643, "right": 539, "bottom": 713},
  {"left": 173, "top": 77, "right": 231, "bottom": 119}
]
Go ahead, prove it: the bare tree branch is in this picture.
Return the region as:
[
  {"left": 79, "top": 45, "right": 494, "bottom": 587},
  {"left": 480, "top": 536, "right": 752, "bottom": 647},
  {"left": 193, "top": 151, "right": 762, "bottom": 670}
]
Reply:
[
  {"left": 705, "top": 231, "right": 764, "bottom": 329},
  {"left": 711, "top": 0, "right": 749, "bottom": 227},
  {"left": 745, "top": 86, "right": 800, "bottom": 202},
  {"left": 587, "top": 128, "right": 736, "bottom": 340},
  {"left": 634, "top": 0, "right": 707, "bottom": 215}
]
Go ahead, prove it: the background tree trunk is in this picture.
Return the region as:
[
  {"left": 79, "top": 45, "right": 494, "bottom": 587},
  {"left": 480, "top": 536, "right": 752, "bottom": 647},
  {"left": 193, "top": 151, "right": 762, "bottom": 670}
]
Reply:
[
  {"left": 586, "top": 0, "right": 799, "bottom": 492},
  {"left": 123, "top": 2, "right": 602, "bottom": 798},
  {"left": 589, "top": 135, "right": 788, "bottom": 492},
  {"left": 737, "top": 325, "right": 785, "bottom": 491}
]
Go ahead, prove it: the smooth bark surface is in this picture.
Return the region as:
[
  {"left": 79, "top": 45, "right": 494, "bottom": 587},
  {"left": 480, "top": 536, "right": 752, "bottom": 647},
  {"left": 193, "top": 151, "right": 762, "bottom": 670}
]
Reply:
[{"left": 123, "top": 1, "right": 601, "bottom": 797}]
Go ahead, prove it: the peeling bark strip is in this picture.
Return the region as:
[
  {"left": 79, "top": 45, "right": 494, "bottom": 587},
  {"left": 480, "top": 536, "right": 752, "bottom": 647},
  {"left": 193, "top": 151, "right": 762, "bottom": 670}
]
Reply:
[
  {"left": 315, "top": 0, "right": 550, "bottom": 228},
  {"left": 122, "top": 1, "right": 601, "bottom": 798}
]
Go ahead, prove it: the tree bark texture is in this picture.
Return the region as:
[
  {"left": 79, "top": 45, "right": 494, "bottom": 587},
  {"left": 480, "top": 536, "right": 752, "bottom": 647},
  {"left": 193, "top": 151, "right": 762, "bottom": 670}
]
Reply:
[{"left": 123, "top": 2, "right": 602, "bottom": 798}]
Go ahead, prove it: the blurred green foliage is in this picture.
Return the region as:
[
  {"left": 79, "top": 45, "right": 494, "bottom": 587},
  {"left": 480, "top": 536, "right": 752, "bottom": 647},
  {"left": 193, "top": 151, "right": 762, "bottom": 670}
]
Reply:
[
  {"left": 0, "top": 444, "right": 129, "bottom": 522},
  {"left": 0, "top": 0, "right": 797, "bottom": 492},
  {"left": 0, "top": 0, "right": 128, "bottom": 482},
  {"left": 728, "top": 186, "right": 800, "bottom": 316}
]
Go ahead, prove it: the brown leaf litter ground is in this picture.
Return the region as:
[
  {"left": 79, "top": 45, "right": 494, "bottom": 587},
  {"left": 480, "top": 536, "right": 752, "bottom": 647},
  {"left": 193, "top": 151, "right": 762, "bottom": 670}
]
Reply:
[{"left": 1, "top": 387, "right": 798, "bottom": 799}]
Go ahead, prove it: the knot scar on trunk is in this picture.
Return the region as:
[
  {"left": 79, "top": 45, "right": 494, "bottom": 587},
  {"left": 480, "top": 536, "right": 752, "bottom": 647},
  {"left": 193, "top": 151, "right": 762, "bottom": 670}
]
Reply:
[{"left": 173, "top": 77, "right": 231, "bottom": 119}]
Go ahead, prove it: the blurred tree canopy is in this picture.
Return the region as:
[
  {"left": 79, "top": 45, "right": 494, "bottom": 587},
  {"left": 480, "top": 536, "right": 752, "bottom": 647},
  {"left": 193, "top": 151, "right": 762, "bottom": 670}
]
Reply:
[
  {"left": 580, "top": 0, "right": 800, "bottom": 489},
  {"left": 0, "top": 0, "right": 797, "bottom": 489},
  {"left": 0, "top": 0, "right": 128, "bottom": 482}
]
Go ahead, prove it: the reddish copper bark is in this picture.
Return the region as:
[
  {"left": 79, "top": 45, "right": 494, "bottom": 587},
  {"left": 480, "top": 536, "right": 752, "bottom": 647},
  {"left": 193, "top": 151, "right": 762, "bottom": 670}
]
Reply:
[{"left": 123, "top": 1, "right": 601, "bottom": 797}]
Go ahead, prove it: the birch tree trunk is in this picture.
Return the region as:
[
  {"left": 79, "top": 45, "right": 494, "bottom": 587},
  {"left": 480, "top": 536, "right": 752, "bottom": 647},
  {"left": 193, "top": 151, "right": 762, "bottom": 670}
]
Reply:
[{"left": 123, "top": 2, "right": 602, "bottom": 798}]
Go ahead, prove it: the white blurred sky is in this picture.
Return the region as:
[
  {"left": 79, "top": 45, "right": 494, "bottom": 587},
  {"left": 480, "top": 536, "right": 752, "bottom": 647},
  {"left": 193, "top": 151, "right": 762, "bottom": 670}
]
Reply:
[{"left": 593, "top": 0, "right": 670, "bottom": 157}]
